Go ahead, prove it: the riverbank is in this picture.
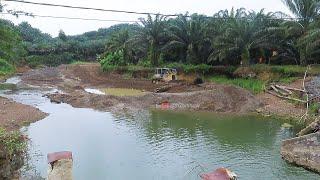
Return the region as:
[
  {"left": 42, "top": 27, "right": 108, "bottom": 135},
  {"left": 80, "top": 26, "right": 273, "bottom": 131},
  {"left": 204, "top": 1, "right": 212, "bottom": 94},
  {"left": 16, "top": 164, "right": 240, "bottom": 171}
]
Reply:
[
  {"left": 0, "top": 97, "right": 48, "bottom": 131},
  {"left": 20, "top": 63, "right": 312, "bottom": 120},
  {"left": 2, "top": 63, "right": 319, "bottom": 178},
  {"left": 20, "top": 64, "right": 262, "bottom": 114},
  {"left": 0, "top": 96, "right": 47, "bottom": 179}
]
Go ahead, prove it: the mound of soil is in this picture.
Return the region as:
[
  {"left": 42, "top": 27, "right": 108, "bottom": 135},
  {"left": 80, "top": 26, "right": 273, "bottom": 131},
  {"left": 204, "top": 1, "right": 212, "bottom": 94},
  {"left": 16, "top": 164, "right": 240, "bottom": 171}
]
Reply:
[
  {"left": 0, "top": 97, "right": 48, "bottom": 131},
  {"left": 46, "top": 83, "right": 261, "bottom": 114}
]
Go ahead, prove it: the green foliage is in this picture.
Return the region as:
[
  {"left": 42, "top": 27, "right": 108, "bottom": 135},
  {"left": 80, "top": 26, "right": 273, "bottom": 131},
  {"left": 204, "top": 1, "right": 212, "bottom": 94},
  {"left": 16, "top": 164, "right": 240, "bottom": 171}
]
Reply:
[
  {"left": 0, "top": 83, "right": 17, "bottom": 90},
  {"left": 209, "top": 76, "right": 266, "bottom": 94},
  {"left": 100, "top": 50, "right": 125, "bottom": 71},
  {"left": 0, "top": 128, "right": 26, "bottom": 158},
  {"left": 0, "top": 20, "right": 25, "bottom": 63},
  {"left": 166, "top": 63, "right": 211, "bottom": 74},
  {"left": 70, "top": 60, "right": 88, "bottom": 65},
  {"left": 309, "top": 102, "right": 320, "bottom": 114},
  {"left": 0, "top": 59, "right": 15, "bottom": 76},
  {"left": 251, "top": 64, "right": 320, "bottom": 76},
  {"left": 26, "top": 52, "right": 75, "bottom": 67},
  {"left": 58, "top": 30, "right": 67, "bottom": 42}
]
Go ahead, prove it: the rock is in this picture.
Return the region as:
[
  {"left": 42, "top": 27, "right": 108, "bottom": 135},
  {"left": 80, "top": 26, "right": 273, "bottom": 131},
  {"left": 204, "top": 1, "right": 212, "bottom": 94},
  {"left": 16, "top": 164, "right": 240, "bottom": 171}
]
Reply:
[
  {"left": 298, "top": 119, "right": 320, "bottom": 136},
  {"left": 47, "top": 151, "right": 73, "bottom": 180},
  {"left": 281, "top": 132, "right": 320, "bottom": 173}
]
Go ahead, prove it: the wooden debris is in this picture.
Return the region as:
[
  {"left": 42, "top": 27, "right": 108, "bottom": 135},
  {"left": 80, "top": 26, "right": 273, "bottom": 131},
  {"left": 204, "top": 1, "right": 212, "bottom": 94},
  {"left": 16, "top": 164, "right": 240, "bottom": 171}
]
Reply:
[
  {"left": 155, "top": 85, "right": 172, "bottom": 93},
  {"left": 267, "top": 90, "right": 307, "bottom": 103}
]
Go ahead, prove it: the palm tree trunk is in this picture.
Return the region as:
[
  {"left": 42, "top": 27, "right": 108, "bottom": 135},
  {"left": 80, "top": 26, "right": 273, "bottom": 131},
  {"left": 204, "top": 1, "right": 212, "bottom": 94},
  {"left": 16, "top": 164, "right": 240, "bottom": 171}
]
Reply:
[
  {"left": 241, "top": 48, "right": 250, "bottom": 66},
  {"left": 149, "top": 43, "right": 159, "bottom": 66}
]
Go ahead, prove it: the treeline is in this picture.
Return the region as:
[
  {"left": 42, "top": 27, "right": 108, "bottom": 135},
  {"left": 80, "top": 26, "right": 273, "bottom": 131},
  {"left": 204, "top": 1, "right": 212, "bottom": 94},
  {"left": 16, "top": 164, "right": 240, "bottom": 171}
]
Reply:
[
  {"left": 1, "top": 0, "right": 320, "bottom": 72},
  {"left": 101, "top": 0, "right": 320, "bottom": 69},
  {"left": 0, "top": 13, "right": 137, "bottom": 69}
]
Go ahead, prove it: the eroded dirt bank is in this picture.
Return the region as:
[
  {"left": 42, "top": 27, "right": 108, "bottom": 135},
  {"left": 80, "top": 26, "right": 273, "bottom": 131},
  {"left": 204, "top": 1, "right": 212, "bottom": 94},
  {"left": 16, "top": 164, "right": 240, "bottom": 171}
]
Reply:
[
  {"left": 0, "top": 96, "right": 48, "bottom": 131},
  {"left": 0, "top": 96, "right": 47, "bottom": 179},
  {"left": 21, "top": 64, "right": 262, "bottom": 114}
]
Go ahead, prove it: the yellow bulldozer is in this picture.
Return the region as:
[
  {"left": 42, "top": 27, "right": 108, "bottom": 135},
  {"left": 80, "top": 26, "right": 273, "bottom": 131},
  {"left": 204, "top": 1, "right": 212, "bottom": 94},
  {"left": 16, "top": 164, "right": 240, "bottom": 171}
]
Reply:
[{"left": 152, "top": 68, "right": 178, "bottom": 83}]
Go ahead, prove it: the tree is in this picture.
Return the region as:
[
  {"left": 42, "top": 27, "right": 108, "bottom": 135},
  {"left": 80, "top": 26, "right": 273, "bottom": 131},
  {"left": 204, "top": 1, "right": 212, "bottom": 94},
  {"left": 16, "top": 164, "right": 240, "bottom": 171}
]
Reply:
[
  {"left": 279, "top": 0, "right": 320, "bottom": 64},
  {"left": 130, "top": 14, "right": 166, "bottom": 66},
  {"left": 58, "top": 30, "right": 67, "bottom": 42},
  {"left": 164, "top": 14, "right": 212, "bottom": 64},
  {"left": 211, "top": 9, "right": 280, "bottom": 65},
  {"left": 0, "top": 20, "right": 25, "bottom": 62}
]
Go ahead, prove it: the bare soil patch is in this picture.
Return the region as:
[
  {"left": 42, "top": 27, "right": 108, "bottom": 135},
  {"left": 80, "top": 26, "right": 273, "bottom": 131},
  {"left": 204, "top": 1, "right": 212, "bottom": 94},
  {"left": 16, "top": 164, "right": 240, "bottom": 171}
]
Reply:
[
  {"left": 0, "top": 97, "right": 48, "bottom": 131},
  {"left": 21, "top": 63, "right": 298, "bottom": 114},
  {"left": 256, "top": 78, "right": 312, "bottom": 119}
]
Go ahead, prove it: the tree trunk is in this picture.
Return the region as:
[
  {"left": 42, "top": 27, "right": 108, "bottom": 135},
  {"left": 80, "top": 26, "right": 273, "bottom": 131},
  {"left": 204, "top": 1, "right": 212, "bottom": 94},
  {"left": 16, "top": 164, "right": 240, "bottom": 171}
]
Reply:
[{"left": 241, "top": 48, "right": 250, "bottom": 66}]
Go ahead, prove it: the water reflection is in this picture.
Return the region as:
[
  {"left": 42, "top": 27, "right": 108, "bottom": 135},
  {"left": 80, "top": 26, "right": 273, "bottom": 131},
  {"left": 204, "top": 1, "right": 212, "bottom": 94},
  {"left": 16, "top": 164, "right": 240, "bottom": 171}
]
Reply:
[{"left": 1, "top": 90, "right": 319, "bottom": 180}]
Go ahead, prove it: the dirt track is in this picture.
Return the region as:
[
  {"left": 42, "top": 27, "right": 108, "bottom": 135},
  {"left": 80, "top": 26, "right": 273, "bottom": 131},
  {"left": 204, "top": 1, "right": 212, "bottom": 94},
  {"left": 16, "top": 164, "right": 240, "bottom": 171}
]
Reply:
[{"left": 21, "top": 63, "right": 262, "bottom": 114}]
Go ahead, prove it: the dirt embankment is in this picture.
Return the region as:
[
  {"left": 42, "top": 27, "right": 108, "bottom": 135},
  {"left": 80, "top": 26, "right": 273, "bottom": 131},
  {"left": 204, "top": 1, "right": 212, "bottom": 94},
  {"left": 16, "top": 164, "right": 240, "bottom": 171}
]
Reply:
[
  {"left": 0, "top": 97, "right": 48, "bottom": 131},
  {"left": 21, "top": 64, "right": 262, "bottom": 114},
  {"left": 257, "top": 78, "right": 312, "bottom": 119}
]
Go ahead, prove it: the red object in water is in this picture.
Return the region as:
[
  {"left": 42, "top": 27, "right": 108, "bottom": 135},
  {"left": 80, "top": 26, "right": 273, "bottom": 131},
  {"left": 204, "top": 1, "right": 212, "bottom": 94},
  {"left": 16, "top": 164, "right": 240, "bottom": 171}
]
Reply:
[
  {"left": 200, "top": 168, "right": 237, "bottom": 180},
  {"left": 161, "top": 101, "right": 170, "bottom": 109},
  {"left": 47, "top": 151, "right": 73, "bottom": 164}
]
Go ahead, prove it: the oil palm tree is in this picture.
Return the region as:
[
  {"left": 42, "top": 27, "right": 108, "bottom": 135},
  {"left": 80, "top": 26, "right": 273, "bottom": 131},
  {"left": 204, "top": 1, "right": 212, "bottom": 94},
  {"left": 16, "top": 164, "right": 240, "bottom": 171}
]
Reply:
[
  {"left": 211, "top": 9, "right": 279, "bottom": 65},
  {"left": 129, "top": 14, "right": 166, "bottom": 66},
  {"left": 164, "top": 14, "right": 212, "bottom": 64},
  {"left": 279, "top": 0, "right": 320, "bottom": 64}
]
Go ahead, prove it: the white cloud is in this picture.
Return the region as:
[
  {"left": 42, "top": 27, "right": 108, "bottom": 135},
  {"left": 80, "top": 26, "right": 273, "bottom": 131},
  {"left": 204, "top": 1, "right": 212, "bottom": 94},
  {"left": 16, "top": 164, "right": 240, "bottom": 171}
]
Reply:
[{"left": 1, "top": 0, "right": 292, "bottom": 36}]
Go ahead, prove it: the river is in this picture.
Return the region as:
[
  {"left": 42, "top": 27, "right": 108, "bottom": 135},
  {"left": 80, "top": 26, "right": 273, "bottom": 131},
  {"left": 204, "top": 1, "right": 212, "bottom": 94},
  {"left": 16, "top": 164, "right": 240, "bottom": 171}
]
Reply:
[{"left": 0, "top": 77, "right": 319, "bottom": 180}]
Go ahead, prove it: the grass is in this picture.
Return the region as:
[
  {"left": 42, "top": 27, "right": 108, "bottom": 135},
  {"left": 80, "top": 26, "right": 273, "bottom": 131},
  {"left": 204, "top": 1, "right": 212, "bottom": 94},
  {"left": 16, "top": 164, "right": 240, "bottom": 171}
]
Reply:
[
  {"left": 70, "top": 60, "right": 92, "bottom": 65},
  {"left": 101, "top": 88, "right": 145, "bottom": 97},
  {"left": 309, "top": 103, "right": 320, "bottom": 114},
  {"left": 251, "top": 64, "right": 320, "bottom": 76},
  {"left": 277, "top": 77, "right": 299, "bottom": 84},
  {"left": 0, "top": 59, "right": 15, "bottom": 78},
  {"left": 0, "top": 128, "right": 26, "bottom": 158},
  {"left": 0, "top": 83, "right": 17, "bottom": 90},
  {"left": 209, "top": 76, "right": 266, "bottom": 94}
]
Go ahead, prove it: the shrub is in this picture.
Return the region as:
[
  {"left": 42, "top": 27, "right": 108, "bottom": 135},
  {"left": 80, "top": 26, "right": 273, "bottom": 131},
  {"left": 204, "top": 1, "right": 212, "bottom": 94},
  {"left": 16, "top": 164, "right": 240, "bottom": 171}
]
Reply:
[
  {"left": 0, "top": 128, "right": 26, "bottom": 179},
  {"left": 100, "top": 50, "right": 125, "bottom": 71},
  {"left": 26, "top": 52, "right": 75, "bottom": 67},
  {"left": 0, "top": 59, "right": 15, "bottom": 76}
]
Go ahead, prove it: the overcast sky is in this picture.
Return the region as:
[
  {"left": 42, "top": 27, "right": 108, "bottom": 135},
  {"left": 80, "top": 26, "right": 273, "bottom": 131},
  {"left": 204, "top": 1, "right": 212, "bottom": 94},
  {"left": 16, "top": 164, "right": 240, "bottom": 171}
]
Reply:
[{"left": 0, "top": 0, "right": 292, "bottom": 37}]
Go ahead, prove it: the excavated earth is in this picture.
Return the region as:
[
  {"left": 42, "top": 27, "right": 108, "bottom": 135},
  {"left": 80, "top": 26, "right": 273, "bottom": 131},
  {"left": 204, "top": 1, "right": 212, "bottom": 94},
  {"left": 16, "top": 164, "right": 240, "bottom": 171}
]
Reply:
[
  {"left": 21, "top": 63, "right": 262, "bottom": 114},
  {"left": 0, "top": 97, "right": 47, "bottom": 131},
  {"left": 16, "top": 63, "right": 320, "bottom": 175}
]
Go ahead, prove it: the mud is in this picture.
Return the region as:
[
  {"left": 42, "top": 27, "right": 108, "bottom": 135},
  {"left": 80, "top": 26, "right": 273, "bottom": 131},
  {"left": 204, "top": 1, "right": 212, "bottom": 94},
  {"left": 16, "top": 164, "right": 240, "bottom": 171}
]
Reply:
[
  {"left": 0, "top": 96, "right": 48, "bottom": 131},
  {"left": 20, "top": 64, "right": 262, "bottom": 114}
]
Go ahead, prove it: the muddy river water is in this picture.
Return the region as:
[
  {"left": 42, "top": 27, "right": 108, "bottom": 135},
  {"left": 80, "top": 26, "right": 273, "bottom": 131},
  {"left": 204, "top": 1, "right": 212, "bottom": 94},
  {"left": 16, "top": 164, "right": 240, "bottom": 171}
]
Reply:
[{"left": 0, "top": 77, "right": 319, "bottom": 179}]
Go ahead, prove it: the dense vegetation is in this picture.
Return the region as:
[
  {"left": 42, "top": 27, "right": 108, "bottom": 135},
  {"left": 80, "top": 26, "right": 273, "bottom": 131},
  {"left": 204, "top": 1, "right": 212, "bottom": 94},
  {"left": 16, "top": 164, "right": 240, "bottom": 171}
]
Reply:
[
  {"left": 100, "top": 0, "right": 320, "bottom": 70},
  {"left": 0, "top": 0, "right": 320, "bottom": 78}
]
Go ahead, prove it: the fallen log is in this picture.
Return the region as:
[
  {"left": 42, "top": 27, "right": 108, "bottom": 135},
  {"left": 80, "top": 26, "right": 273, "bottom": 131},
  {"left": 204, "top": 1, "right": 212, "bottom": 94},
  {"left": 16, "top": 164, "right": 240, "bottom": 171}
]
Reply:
[
  {"left": 267, "top": 90, "right": 307, "bottom": 103},
  {"left": 297, "top": 117, "right": 320, "bottom": 136},
  {"left": 275, "top": 85, "right": 293, "bottom": 95},
  {"left": 272, "top": 85, "right": 290, "bottom": 96},
  {"left": 155, "top": 85, "right": 172, "bottom": 93},
  {"left": 276, "top": 85, "right": 305, "bottom": 93}
]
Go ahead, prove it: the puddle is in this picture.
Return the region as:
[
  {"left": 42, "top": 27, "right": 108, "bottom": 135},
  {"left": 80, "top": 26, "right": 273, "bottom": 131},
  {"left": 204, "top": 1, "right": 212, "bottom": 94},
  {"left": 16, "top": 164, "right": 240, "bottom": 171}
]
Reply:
[
  {"left": 84, "top": 88, "right": 105, "bottom": 95},
  {"left": 5, "top": 76, "right": 21, "bottom": 84},
  {"left": 101, "top": 88, "right": 145, "bottom": 97}
]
